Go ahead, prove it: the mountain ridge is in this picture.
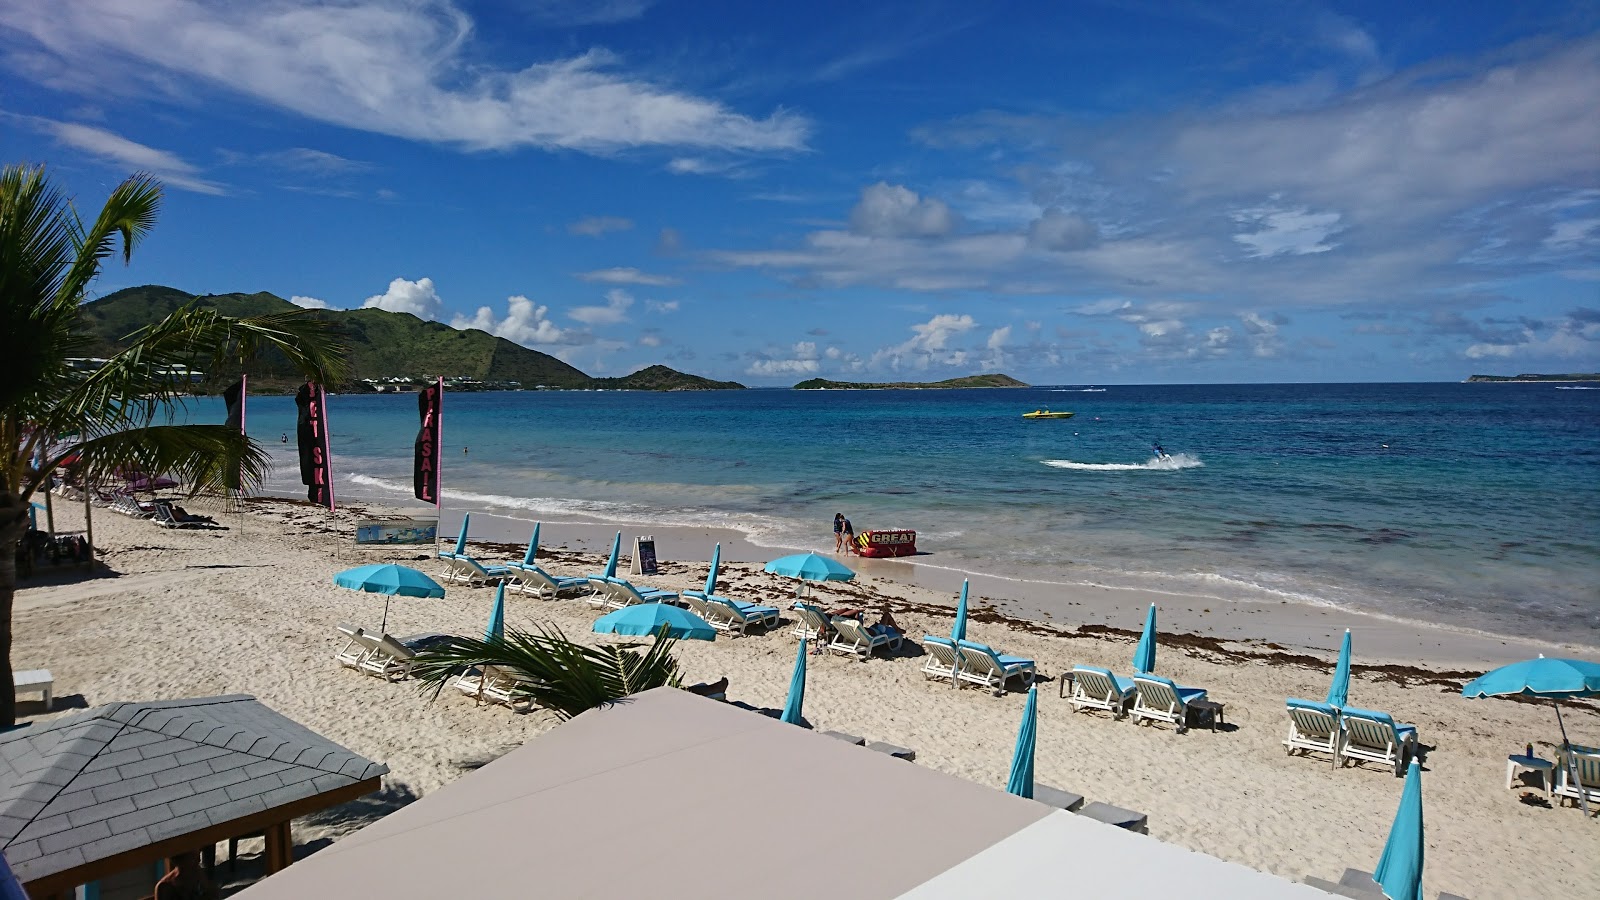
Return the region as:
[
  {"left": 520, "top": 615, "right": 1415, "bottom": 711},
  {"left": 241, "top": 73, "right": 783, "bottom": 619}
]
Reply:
[
  {"left": 793, "top": 373, "right": 1027, "bottom": 390},
  {"left": 80, "top": 285, "right": 744, "bottom": 392}
]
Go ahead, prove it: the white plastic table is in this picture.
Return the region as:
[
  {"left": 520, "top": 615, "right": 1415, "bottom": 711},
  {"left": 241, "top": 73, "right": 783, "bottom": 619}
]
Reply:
[
  {"left": 1507, "top": 753, "right": 1554, "bottom": 798},
  {"left": 13, "top": 669, "right": 53, "bottom": 709}
]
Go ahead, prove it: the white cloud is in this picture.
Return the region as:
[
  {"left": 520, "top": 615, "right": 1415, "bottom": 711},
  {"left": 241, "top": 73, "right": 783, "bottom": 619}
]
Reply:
[
  {"left": 38, "top": 119, "right": 224, "bottom": 194},
  {"left": 850, "top": 183, "right": 959, "bottom": 238},
  {"left": 452, "top": 294, "right": 577, "bottom": 347},
  {"left": 569, "top": 288, "right": 634, "bottom": 325},
  {"left": 637, "top": 332, "right": 663, "bottom": 347},
  {"left": 645, "top": 299, "right": 679, "bottom": 313},
  {"left": 362, "top": 277, "right": 444, "bottom": 320},
  {"left": 517, "top": 0, "right": 654, "bottom": 27},
  {"left": 870, "top": 314, "right": 980, "bottom": 370},
  {"left": 747, "top": 358, "right": 820, "bottom": 376},
  {"left": 576, "top": 267, "right": 679, "bottom": 286},
  {"left": 569, "top": 216, "right": 634, "bottom": 237},
  {"left": 289, "top": 295, "right": 330, "bottom": 309},
  {"left": 1232, "top": 203, "right": 1343, "bottom": 257},
  {"left": 3, "top": 2, "right": 808, "bottom": 155},
  {"left": 1028, "top": 208, "right": 1098, "bottom": 251},
  {"left": 986, "top": 326, "right": 1011, "bottom": 351}
]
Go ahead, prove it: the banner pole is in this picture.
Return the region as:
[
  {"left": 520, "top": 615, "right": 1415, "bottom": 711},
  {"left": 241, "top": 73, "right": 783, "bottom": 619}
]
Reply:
[
  {"left": 238, "top": 373, "right": 248, "bottom": 533},
  {"left": 435, "top": 376, "right": 444, "bottom": 555}
]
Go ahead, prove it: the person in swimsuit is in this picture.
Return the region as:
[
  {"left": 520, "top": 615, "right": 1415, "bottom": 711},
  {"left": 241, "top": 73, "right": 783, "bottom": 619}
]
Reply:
[
  {"left": 833, "top": 512, "right": 845, "bottom": 552},
  {"left": 153, "top": 851, "right": 218, "bottom": 900},
  {"left": 841, "top": 517, "right": 855, "bottom": 554}
]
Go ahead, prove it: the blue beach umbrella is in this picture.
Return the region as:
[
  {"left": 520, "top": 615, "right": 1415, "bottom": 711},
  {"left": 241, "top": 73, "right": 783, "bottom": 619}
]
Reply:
[
  {"left": 485, "top": 582, "right": 506, "bottom": 642},
  {"left": 334, "top": 564, "right": 446, "bottom": 633},
  {"left": 1463, "top": 655, "right": 1600, "bottom": 817},
  {"left": 764, "top": 553, "right": 855, "bottom": 582},
  {"left": 593, "top": 603, "right": 716, "bottom": 641},
  {"left": 1327, "top": 629, "right": 1353, "bottom": 709},
  {"left": 952, "top": 579, "right": 970, "bottom": 643},
  {"left": 1, "top": 847, "right": 30, "bottom": 900},
  {"left": 453, "top": 513, "right": 471, "bottom": 556},
  {"left": 780, "top": 639, "right": 808, "bottom": 725},
  {"left": 706, "top": 542, "right": 722, "bottom": 595},
  {"left": 1373, "top": 759, "right": 1425, "bottom": 900},
  {"left": 1006, "top": 686, "right": 1038, "bottom": 799},
  {"left": 601, "top": 531, "right": 623, "bottom": 579},
  {"left": 1132, "top": 604, "right": 1157, "bottom": 675},
  {"left": 520, "top": 522, "right": 542, "bottom": 566}
]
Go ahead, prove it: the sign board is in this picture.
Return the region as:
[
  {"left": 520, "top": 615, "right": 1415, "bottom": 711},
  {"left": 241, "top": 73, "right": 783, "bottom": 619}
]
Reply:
[
  {"left": 629, "top": 536, "right": 659, "bottom": 576},
  {"left": 355, "top": 518, "right": 439, "bottom": 546}
]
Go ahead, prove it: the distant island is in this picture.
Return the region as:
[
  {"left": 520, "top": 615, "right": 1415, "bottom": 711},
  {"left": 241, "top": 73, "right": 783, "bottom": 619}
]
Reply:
[
  {"left": 81, "top": 285, "right": 745, "bottom": 392},
  {"left": 1465, "top": 373, "right": 1600, "bottom": 383},
  {"left": 793, "top": 373, "right": 1027, "bottom": 390}
]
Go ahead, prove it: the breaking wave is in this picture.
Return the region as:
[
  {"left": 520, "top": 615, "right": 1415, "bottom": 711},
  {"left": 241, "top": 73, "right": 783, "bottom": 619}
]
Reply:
[{"left": 1041, "top": 453, "right": 1204, "bottom": 472}]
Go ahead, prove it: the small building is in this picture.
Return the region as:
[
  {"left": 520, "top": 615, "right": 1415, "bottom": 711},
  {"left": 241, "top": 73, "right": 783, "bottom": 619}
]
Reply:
[
  {"left": 1, "top": 695, "right": 386, "bottom": 899},
  {"left": 234, "top": 687, "right": 1320, "bottom": 899}
]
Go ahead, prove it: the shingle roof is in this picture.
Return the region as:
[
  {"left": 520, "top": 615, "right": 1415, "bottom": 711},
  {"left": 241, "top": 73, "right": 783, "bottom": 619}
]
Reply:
[{"left": 0, "top": 694, "right": 386, "bottom": 886}]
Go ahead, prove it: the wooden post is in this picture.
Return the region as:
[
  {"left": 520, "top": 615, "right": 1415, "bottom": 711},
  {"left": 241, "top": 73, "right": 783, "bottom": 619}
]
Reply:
[
  {"left": 263, "top": 820, "right": 294, "bottom": 873},
  {"left": 43, "top": 485, "right": 55, "bottom": 539},
  {"left": 82, "top": 483, "right": 94, "bottom": 570}
]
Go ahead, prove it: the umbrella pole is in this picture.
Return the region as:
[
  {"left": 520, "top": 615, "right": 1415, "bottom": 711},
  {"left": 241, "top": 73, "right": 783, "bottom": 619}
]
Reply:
[
  {"left": 1553, "top": 701, "right": 1591, "bottom": 818},
  {"left": 380, "top": 597, "right": 391, "bottom": 635}
]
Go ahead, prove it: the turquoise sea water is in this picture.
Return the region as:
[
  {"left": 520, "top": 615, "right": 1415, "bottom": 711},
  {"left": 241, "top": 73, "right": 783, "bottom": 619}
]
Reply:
[{"left": 230, "top": 383, "right": 1600, "bottom": 646}]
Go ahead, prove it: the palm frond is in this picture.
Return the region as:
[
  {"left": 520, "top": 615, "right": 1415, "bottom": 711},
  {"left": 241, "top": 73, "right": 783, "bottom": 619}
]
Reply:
[
  {"left": 52, "top": 424, "right": 268, "bottom": 503},
  {"left": 56, "top": 172, "right": 161, "bottom": 308},
  {"left": 410, "top": 624, "right": 683, "bottom": 720}
]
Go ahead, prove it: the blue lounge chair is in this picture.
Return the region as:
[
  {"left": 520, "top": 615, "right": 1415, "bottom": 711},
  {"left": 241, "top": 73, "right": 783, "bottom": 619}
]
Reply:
[
  {"left": 1131, "top": 674, "right": 1208, "bottom": 733},
  {"left": 921, "top": 636, "right": 961, "bottom": 684},
  {"left": 702, "top": 595, "right": 780, "bottom": 635},
  {"left": 829, "top": 618, "right": 903, "bottom": 661},
  {"left": 1338, "top": 707, "right": 1418, "bottom": 775},
  {"left": 955, "top": 640, "right": 1036, "bottom": 695},
  {"left": 1069, "top": 665, "right": 1136, "bottom": 718},
  {"left": 1284, "top": 698, "right": 1342, "bottom": 764},
  {"left": 506, "top": 561, "right": 590, "bottom": 599},
  {"left": 443, "top": 554, "right": 510, "bottom": 586}
]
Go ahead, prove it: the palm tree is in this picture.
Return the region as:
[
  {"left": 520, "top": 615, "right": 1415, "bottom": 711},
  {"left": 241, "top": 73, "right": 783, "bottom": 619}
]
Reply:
[
  {"left": 1, "top": 163, "right": 346, "bottom": 725},
  {"left": 409, "top": 624, "right": 683, "bottom": 719}
]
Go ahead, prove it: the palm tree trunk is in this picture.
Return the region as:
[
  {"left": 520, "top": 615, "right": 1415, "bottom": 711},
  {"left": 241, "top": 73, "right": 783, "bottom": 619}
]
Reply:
[{"left": 0, "top": 498, "right": 27, "bottom": 727}]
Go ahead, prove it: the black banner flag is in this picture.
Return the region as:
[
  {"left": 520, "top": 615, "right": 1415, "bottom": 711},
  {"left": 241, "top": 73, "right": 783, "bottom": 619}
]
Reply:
[
  {"left": 295, "top": 382, "right": 334, "bottom": 509},
  {"left": 413, "top": 381, "right": 441, "bottom": 504},
  {"left": 222, "top": 378, "right": 246, "bottom": 491}
]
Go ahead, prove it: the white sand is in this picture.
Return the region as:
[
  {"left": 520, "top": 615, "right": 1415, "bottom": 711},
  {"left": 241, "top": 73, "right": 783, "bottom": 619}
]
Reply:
[{"left": 13, "top": 496, "right": 1597, "bottom": 899}]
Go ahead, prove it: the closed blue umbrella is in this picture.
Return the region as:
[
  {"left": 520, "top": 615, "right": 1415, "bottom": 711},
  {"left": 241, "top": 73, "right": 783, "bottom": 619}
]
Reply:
[
  {"left": 1327, "top": 629, "right": 1353, "bottom": 709},
  {"left": 1462, "top": 655, "right": 1600, "bottom": 818},
  {"left": 602, "top": 531, "right": 622, "bottom": 579},
  {"left": 952, "top": 580, "right": 970, "bottom": 642},
  {"left": 706, "top": 542, "right": 721, "bottom": 595},
  {"left": 453, "top": 512, "right": 471, "bottom": 556},
  {"left": 764, "top": 553, "right": 855, "bottom": 582},
  {"left": 1006, "top": 686, "right": 1038, "bottom": 799},
  {"left": 780, "top": 639, "right": 808, "bottom": 725},
  {"left": 1373, "top": 759, "right": 1425, "bottom": 900},
  {"left": 520, "top": 522, "right": 542, "bottom": 566},
  {"left": 1132, "top": 604, "right": 1157, "bottom": 675},
  {"left": 334, "top": 564, "right": 446, "bottom": 633},
  {"left": 1, "top": 848, "right": 30, "bottom": 900},
  {"left": 485, "top": 582, "right": 506, "bottom": 642},
  {"left": 593, "top": 603, "right": 716, "bottom": 641}
]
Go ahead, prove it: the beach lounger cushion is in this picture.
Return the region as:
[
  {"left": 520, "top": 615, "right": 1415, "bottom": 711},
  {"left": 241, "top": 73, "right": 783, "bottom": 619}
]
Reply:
[
  {"left": 702, "top": 595, "right": 779, "bottom": 635},
  {"left": 1069, "top": 666, "right": 1137, "bottom": 718},
  {"left": 828, "top": 618, "right": 903, "bottom": 661},
  {"left": 506, "top": 562, "right": 590, "bottom": 599}
]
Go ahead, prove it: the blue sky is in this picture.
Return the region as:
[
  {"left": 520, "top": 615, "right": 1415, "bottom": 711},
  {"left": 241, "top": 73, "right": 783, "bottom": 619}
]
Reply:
[{"left": 2, "top": 0, "right": 1597, "bottom": 384}]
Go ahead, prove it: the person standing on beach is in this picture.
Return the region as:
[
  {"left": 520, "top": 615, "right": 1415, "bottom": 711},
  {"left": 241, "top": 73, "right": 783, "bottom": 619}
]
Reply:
[
  {"left": 842, "top": 516, "right": 855, "bottom": 554},
  {"left": 833, "top": 512, "right": 846, "bottom": 551}
]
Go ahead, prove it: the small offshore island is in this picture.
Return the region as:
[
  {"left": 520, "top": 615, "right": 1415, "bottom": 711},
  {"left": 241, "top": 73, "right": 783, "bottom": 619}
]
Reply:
[
  {"left": 1465, "top": 372, "right": 1600, "bottom": 383},
  {"left": 793, "top": 372, "right": 1027, "bottom": 389}
]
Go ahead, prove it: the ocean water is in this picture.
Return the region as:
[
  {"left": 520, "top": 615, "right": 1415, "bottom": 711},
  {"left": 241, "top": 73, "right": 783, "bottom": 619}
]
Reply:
[{"left": 226, "top": 383, "right": 1600, "bottom": 646}]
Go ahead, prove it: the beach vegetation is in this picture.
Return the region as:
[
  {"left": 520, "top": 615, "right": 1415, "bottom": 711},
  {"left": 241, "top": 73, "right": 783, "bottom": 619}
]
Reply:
[
  {"left": 0, "top": 163, "right": 346, "bottom": 726},
  {"left": 409, "top": 623, "right": 683, "bottom": 719}
]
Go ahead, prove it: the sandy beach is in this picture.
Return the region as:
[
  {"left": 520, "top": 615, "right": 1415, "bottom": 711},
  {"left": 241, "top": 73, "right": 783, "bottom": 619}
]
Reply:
[{"left": 12, "top": 494, "right": 1598, "bottom": 898}]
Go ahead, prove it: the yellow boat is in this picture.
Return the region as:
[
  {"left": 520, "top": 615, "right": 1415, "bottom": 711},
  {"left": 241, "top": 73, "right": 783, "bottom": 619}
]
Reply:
[{"left": 1022, "top": 409, "right": 1074, "bottom": 419}]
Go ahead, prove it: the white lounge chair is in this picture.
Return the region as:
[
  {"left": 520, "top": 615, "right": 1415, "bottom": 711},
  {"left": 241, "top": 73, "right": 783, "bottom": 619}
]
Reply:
[
  {"left": 607, "top": 577, "right": 679, "bottom": 608},
  {"left": 359, "top": 634, "right": 417, "bottom": 681},
  {"left": 828, "top": 618, "right": 903, "bottom": 661},
  {"left": 790, "top": 603, "right": 834, "bottom": 641},
  {"left": 1284, "top": 698, "right": 1342, "bottom": 763},
  {"left": 585, "top": 576, "right": 618, "bottom": 608},
  {"left": 442, "top": 555, "right": 510, "bottom": 586},
  {"left": 1131, "top": 674, "right": 1208, "bottom": 733},
  {"left": 456, "top": 665, "right": 536, "bottom": 711},
  {"left": 1553, "top": 745, "right": 1600, "bottom": 812},
  {"left": 1069, "top": 665, "right": 1136, "bottom": 718},
  {"left": 702, "top": 595, "right": 779, "bottom": 635},
  {"left": 920, "top": 636, "right": 961, "bottom": 684},
  {"left": 334, "top": 624, "right": 371, "bottom": 669},
  {"left": 506, "top": 562, "right": 590, "bottom": 599},
  {"left": 1337, "top": 707, "right": 1417, "bottom": 775},
  {"left": 682, "top": 593, "right": 719, "bottom": 621},
  {"left": 956, "top": 640, "right": 1036, "bottom": 695}
]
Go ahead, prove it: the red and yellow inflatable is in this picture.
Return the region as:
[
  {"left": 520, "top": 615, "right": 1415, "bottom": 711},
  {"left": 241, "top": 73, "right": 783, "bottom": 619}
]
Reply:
[{"left": 854, "top": 529, "right": 917, "bottom": 558}]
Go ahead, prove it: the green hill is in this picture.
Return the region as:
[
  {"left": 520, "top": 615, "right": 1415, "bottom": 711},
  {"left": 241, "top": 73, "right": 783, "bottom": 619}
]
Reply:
[
  {"left": 794, "top": 373, "right": 1027, "bottom": 390},
  {"left": 80, "top": 286, "right": 742, "bottom": 391}
]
